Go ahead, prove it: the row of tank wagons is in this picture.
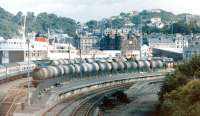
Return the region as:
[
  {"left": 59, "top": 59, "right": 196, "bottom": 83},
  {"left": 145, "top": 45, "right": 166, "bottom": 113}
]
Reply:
[
  {"left": 0, "top": 62, "right": 36, "bottom": 81},
  {"left": 33, "top": 59, "right": 164, "bottom": 80},
  {"left": 50, "top": 58, "right": 174, "bottom": 67},
  {"left": 49, "top": 58, "right": 124, "bottom": 66}
]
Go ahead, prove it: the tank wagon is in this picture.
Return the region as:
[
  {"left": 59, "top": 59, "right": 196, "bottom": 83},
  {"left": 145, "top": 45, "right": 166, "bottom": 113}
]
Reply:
[{"left": 33, "top": 58, "right": 166, "bottom": 80}]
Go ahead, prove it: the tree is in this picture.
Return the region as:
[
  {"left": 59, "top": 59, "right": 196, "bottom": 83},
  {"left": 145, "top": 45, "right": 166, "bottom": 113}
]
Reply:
[
  {"left": 159, "top": 56, "right": 200, "bottom": 116},
  {"left": 86, "top": 20, "right": 98, "bottom": 32},
  {"left": 111, "top": 18, "right": 125, "bottom": 29},
  {"left": 161, "top": 80, "right": 200, "bottom": 116}
]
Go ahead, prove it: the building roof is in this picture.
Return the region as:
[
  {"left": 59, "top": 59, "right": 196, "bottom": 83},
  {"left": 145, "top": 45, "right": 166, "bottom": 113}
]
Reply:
[{"left": 149, "top": 37, "right": 174, "bottom": 43}]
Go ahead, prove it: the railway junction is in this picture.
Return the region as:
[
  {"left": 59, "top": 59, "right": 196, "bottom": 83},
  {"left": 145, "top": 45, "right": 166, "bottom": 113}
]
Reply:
[
  {"left": 0, "top": 58, "right": 174, "bottom": 116},
  {"left": 12, "top": 70, "right": 170, "bottom": 116}
]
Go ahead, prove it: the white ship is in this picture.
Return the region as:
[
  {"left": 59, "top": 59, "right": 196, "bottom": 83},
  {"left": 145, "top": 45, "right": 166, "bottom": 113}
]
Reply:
[
  {"left": 0, "top": 36, "right": 49, "bottom": 64},
  {"left": 47, "top": 42, "right": 77, "bottom": 60},
  {"left": 47, "top": 32, "right": 78, "bottom": 60},
  {"left": 0, "top": 34, "right": 79, "bottom": 64}
]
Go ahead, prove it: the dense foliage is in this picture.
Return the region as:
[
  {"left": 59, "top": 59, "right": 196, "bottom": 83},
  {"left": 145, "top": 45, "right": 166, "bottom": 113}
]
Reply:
[
  {"left": 0, "top": 7, "right": 18, "bottom": 38},
  {"left": 172, "top": 21, "right": 200, "bottom": 34},
  {"left": 139, "top": 10, "right": 177, "bottom": 23},
  {"left": 86, "top": 9, "right": 200, "bottom": 34},
  {"left": 159, "top": 56, "right": 200, "bottom": 116},
  {"left": 0, "top": 7, "right": 77, "bottom": 38},
  {"left": 1, "top": 6, "right": 200, "bottom": 38}
]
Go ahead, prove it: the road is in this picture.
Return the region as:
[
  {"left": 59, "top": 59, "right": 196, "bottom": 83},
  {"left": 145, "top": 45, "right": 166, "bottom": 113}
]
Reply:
[{"left": 103, "top": 80, "right": 162, "bottom": 116}]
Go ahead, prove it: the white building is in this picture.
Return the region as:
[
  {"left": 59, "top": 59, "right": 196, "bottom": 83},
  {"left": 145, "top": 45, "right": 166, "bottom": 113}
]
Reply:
[
  {"left": 174, "top": 34, "right": 188, "bottom": 49},
  {"left": 141, "top": 45, "right": 152, "bottom": 59},
  {"left": 148, "top": 17, "right": 164, "bottom": 29},
  {"left": 183, "top": 35, "right": 200, "bottom": 60}
]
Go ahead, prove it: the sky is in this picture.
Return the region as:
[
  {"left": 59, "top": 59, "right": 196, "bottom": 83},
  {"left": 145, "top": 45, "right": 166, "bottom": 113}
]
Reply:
[{"left": 0, "top": 0, "right": 200, "bottom": 22}]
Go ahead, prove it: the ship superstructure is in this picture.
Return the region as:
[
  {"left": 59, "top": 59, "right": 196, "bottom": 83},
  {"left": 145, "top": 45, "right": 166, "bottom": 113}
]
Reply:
[{"left": 0, "top": 37, "right": 49, "bottom": 64}]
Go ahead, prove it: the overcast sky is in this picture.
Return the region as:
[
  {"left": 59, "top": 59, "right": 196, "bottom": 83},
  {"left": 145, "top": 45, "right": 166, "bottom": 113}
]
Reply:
[{"left": 0, "top": 0, "right": 200, "bottom": 22}]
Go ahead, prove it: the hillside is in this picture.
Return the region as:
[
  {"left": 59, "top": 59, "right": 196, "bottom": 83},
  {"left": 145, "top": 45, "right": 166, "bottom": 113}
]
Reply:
[
  {"left": 1, "top": 7, "right": 200, "bottom": 38},
  {"left": 85, "top": 9, "right": 200, "bottom": 34},
  {"left": 0, "top": 7, "right": 18, "bottom": 38},
  {"left": 0, "top": 7, "right": 77, "bottom": 39}
]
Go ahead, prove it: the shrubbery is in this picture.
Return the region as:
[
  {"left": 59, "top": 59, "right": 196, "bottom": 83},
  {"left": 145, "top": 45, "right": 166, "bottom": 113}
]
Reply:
[{"left": 159, "top": 56, "right": 200, "bottom": 116}]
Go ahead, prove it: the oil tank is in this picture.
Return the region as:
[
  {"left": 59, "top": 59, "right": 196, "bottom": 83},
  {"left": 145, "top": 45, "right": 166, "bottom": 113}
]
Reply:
[
  {"left": 86, "top": 58, "right": 95, "bottom": 63},
  {"left": 98, "top": 62, "right": 107, "bottom": 71},
  {"left": 91, "top": 63, "right": 100, "bottom": 72},
  {"left": 106, "top": 58, "right": 114, "bottom": 62},
  {"left": 48, "top": 66, "right": 60, "bottom": 77},
  {"left": 74, "top": 59, "right": 80, "bottom": 64},
  {"left": 33, "top": 68, "right": 50, "bottom": 80},
  {"left": 63, "top": 65, "right": 71, "bottom": 74},
  {"left": 124, "top": 62, "right": 132, "bottom": 70},
  {"left": 150, "top": 60, "right": 157, "bottom": 68},
  {"left": 144, "top": 60, "right": 151, "bottom": 69},
  {"left": 68, "top": 65, "right": 76, "bottom": 74},
  {"left": 59, "top": 60, "right": 65, "bottom": 65},
  {"left": 105, "top": 62, "right": 112, "bottom": 71},
  {"left": 80, "top": 63, "right": 88, "bottom": 73},
  {"left": 97, "top": 59, "right": 107, "bottom": 63},
  {"left": 82, "top": 59, "right": 87, "bottom": 63},
  {"left": 130, "top": 61, "right": 138, "bottom": 69},
  {"left": 137, "top": 60, "right": 145, "bottom": 68},
  {"left": 69, "top": 59, "right": 75, "bottom": 64},
  {"left": 157, "top": 60, "right": 164, "bottom": 68},
  {"left": 57, "top": 65, "right": 65, "bottom": 75},
  {"left": 33, "top": 66, "right": 60, "bottom": 80},
  {"left": 87, "top": 63, "right": 93, "bottom": 72},
  {"left": 63, "top": 60, "right": 69, "bottom": 65},
  {"left": 51, "top": 60, "right": 60, "bottom": 66},
  {"left": 117, "top": 62, "right": 125, "bottom": 70},
  {"left": 73, "top": 64, "right": 81, "bottom": 73},
  {"left": 111, "top": 62, "right": 119, "bottom": 71}
]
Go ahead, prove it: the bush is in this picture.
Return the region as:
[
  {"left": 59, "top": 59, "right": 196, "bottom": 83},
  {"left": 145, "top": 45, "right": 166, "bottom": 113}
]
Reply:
[
  {"left": 160, "top": 80, "right": 200, "bottom": 116},
  {"left": 159, "top": 56, "right": 200, "bottom": 116}
]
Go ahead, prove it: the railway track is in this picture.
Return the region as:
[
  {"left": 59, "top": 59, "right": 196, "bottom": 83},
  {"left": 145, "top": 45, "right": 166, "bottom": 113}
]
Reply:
[
  {"left": 43, "top": 83, "right": 133, "bottom": 116},
  {"left": 70, "top": 84, "right": 132, "bottom": 116},
  {"left": 0, "top": 81, "right": 27, "bottom": 116},
  {"left": 70, "top": 91, "right": 105, "bottom": 116},
  {"left": 0, "top": 73, "right": 28, "bottom": 85},
  {"left": 67, "top": 83, "right": 132, "bottom": 116}
]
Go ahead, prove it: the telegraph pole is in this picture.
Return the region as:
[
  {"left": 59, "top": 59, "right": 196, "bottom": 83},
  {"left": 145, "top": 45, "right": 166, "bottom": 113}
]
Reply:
[
  {"left": 27, "top": 37, "right": 31, "bottom": 105},
  {"left": 171, "top": 21, "right": 174, "bottom": 34},
  {"left": 79, "top": 42, "right": 82, "bottom": 79},
  {"left": 24, "top": 14, "right": 31, "bottom": 105},
  {"left": 140, "top": 15, "right": 143, "bottom": 59},
  {"left": 68, "top": 44, "right": 71, "bottom": 60}
]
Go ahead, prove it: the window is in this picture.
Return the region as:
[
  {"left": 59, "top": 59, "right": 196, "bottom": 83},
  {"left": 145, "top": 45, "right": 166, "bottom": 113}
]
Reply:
[{"left": 25, "top": 52, "right": 28, "bottom": 56}]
